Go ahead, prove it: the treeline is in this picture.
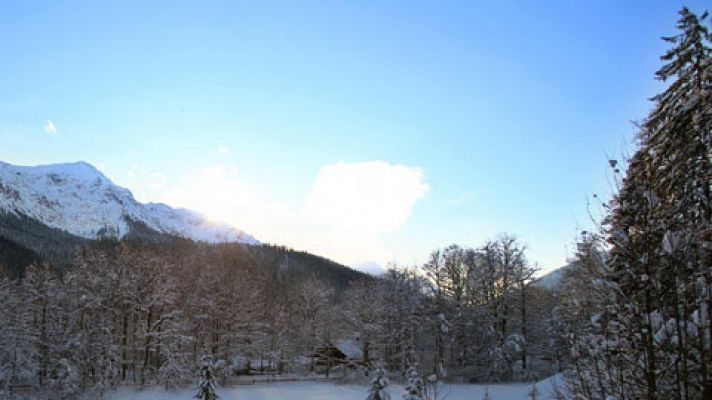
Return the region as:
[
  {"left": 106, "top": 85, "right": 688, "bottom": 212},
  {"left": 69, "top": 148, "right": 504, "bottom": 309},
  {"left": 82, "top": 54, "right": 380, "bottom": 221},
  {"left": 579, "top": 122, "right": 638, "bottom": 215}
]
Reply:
[
  {"left": 0, "top": 234, "right": 562, "bottom": 398},
  {"left": 554, "top": 8, "right": 712, "bottom": 400},
  {"left": 0, "top": 240, "right": 369, "bottom": 398}
]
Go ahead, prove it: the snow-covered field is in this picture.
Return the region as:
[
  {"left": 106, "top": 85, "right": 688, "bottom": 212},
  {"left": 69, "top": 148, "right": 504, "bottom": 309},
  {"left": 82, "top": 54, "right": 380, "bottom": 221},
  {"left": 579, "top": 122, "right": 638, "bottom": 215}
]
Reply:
[{"left": 108, "top": 375, "right": 563, "bottom": 400}]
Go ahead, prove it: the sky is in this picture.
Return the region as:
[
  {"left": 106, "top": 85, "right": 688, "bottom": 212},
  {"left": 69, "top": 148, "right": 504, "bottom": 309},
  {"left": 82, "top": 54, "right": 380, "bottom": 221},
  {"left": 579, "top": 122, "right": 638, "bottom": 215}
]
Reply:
[{"left": 0, "top": 1, "right": 707, "bottom": 274}]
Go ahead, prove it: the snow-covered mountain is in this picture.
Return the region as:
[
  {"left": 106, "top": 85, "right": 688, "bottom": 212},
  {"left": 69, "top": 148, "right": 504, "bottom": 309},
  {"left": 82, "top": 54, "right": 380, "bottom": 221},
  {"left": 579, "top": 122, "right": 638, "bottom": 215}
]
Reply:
[{"left": 0, "top": 161, "right": 258, "bottom": 244}]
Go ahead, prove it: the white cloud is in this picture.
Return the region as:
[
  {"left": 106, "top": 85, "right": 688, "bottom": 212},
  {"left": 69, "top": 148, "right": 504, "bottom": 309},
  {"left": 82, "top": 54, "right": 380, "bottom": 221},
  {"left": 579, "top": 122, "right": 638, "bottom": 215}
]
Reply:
[
  {"left": 304, "top": 161, "right": 429, "bottom": 232},
  {"left": 44, "top": 120, "right": 57, "bottom": 135},
  {"left": 156, "top": 165, "right": 259, "bottom": 222},
  {"left": 217, "top": 145, "right": 230, "bottom": 155},
  {"left": 128, "top": 160, "right": 429, "bottom": 270}
]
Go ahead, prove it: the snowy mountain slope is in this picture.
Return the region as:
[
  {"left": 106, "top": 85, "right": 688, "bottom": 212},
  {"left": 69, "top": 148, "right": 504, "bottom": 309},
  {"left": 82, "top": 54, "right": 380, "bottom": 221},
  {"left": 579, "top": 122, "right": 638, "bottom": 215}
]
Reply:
[
  {"left": 0, "top": 161, "right": 258, "bottom": 244},
  {"left": 534, "top": 264, "right": 570, "bottom": 290}
]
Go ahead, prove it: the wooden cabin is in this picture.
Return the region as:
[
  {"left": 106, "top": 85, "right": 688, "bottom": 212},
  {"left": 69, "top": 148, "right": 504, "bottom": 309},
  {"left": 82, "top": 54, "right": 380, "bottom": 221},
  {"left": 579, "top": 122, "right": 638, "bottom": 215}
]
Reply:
[{"left": 308, "top": 338, "right": 368, "bottom": 374}]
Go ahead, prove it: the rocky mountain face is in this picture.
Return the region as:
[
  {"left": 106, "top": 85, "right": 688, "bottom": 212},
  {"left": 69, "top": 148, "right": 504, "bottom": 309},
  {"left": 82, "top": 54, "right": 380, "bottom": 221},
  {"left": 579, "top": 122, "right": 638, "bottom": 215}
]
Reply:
[{"left": 0, "top": 161, "right": 258, "bottom": 244}]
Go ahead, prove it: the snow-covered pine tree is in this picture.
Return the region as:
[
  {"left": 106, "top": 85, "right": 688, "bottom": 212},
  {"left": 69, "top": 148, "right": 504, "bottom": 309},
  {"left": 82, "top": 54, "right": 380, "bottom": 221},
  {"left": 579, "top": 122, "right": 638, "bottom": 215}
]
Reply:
[
  {"left": 367, "top": 367, "right": 391, "bottom": 400},
  {"left": 558, "top": 232, "right": 627, "bottom": 399},
  {"left": 612, "top": 7, "right": 711, "bottom": 399},
  {"left": 195, "top": 356, "right": 219, "bottom": 400},
  {"left": 566, "top": 7, "right": 712, "bottom": 400},
  {"left": 403, "top": 362, "right": 424, "bottom": 400},
  {"left": 642, "top": 7, "right": 712, "bottom": 399}
]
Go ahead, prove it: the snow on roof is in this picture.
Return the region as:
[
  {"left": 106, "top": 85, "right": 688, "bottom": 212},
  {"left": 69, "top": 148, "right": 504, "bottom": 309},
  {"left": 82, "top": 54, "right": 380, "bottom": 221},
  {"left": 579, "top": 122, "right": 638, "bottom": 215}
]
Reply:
[{"left": 333, "top": 339, "right": 363, "bottom": 360}]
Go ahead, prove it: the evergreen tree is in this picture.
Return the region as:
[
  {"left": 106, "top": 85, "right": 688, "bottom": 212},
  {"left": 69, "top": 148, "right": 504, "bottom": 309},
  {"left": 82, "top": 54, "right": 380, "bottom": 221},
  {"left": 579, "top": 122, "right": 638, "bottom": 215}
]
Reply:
[
  {"left": 566, "top": 7, "right": 712, "bottom": 400},
  {"left": 403, "top": 363, "right": 424, "bottom": 400},
  {"left": 643, "top": 8, "right": 712, "bottom": 398},
  {"left": 366, "top": 367, "right": 391, "bottom": 400},
  {"left": 195, "top": 356, "right": 219, "bottom": 400}
]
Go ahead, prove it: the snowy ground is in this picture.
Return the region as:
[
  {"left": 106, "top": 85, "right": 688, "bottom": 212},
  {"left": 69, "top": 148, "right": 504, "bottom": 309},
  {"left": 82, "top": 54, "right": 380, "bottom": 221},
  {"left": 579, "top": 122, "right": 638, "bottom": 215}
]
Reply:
[{"left": 107, "top": 375, "right": 563, "bottom": 400}]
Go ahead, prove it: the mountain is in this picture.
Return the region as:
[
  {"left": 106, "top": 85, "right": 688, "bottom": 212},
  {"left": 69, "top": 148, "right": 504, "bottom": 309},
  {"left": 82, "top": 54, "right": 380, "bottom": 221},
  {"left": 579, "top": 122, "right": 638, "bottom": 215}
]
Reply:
[
  {"left": 534, "top": 264, "right": 570, "bottom": 290},
  {"left": 0, "top": 160, "right": 259, "bottom": 275},
  {"left": 0, "top": 160, "right": 368, "bottom": 289},
  {"left": 0, "top": 161, "right": 258, "bottom": 244}
]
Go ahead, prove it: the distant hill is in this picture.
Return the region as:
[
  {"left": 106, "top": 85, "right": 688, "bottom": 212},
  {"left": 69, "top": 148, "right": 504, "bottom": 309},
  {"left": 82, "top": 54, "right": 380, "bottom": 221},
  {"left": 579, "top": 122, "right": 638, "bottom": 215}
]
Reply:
[{"left": 534, "top": 264, "right": 571, "bottom": 290}]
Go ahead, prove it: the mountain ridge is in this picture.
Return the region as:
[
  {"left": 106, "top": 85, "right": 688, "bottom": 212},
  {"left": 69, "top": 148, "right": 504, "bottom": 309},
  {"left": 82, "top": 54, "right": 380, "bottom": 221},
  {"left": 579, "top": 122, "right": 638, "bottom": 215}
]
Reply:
[{"left": 0, "top": 161, "right": 368, "bottom": 288}]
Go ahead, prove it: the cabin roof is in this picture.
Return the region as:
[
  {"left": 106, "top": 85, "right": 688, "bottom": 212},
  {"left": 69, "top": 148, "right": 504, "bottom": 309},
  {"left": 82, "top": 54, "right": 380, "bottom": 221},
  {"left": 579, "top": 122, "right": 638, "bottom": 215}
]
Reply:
[{"left": 332, "top": 339, "right": 363, "bottom": 360}]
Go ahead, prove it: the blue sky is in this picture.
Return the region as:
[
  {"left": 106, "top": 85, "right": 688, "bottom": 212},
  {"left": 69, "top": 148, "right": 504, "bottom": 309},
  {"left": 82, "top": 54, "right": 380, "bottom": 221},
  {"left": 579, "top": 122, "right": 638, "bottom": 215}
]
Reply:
[{"left": 0, "top": 1, "right": 707, "bottom": 273}]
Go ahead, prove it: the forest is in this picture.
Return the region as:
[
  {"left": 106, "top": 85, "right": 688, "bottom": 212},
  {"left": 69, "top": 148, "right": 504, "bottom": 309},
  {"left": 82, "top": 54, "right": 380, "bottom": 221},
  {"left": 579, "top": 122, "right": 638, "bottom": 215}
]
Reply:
[{"left": 0, "top": 235, "right": 563, "bottom": 399}]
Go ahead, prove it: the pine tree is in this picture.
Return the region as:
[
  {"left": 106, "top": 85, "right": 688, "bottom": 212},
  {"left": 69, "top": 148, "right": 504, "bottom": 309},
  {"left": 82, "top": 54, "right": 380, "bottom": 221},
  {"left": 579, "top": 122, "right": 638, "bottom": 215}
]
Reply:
[
  {"left": 403, "top": 363, "right": 424, "bottom": 400},
  {"left": 643, "top": 8, "right": 712, "bottom": 399},
  {"left": 366, "top": 367, "right": 391, "bottom": 400},
  {"left": 610, "top": 7, "right": 711, "bottom": 399},
  {"left": 195, "top": 356, "right": 219, "bottom": 400},
  {"left": 566, "top": 7, "right": 712, "bottom": 400},
  {"left": 558, "top": 232, "right": 625, "bottom": 399}
]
